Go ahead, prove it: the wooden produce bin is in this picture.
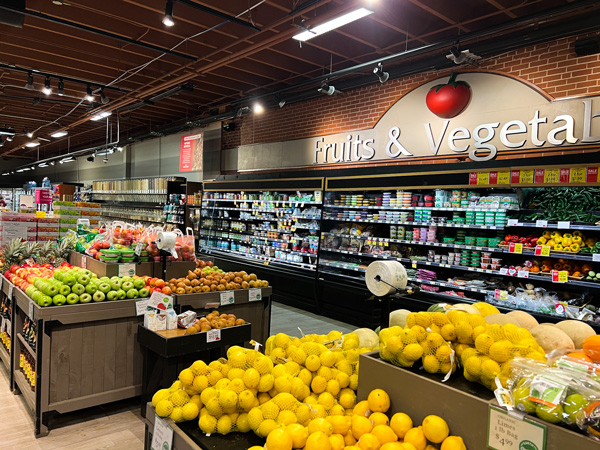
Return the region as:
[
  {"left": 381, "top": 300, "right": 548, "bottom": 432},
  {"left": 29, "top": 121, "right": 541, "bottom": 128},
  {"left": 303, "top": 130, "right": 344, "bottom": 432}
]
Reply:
[
  {"left": 174, "top": 287, "right": 272, "bottom": 345},
  {"left": 11, "top": 284, "right": 143, "bottom": 437},
  {"left": 357, "top": 352, "right": 600, "bottom": 450},
  {"left": 0, "top": 275, "right": 14, "bottom": 380},
  {"left": 69, "top": 251, "right": 195, "bottom": 279},
  {"left": 144, "top": 403, "right": 265, "bottom": 450}
]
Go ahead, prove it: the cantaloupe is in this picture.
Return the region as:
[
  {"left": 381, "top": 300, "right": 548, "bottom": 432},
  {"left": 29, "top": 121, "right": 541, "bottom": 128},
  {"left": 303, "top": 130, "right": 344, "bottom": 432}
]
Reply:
[
  {"left": 506, "top": 311, "right": 539, "bottom": 330},
  {"left": 530, "top": 325, "right": 575, "bottom": 353},
  {"left": 484, "top": 313, "right": 521, "bottom": 327},
  {"left": 554, "top": 320, "right": 596, "bottom": 349},
  {"left": 389, "top": 309, "right": 411, "bottom": 328}
]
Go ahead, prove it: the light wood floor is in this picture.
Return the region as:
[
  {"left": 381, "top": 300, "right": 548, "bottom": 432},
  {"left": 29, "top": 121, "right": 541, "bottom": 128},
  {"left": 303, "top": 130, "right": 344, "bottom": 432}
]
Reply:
[{"left": 0, "top": 302, "right": 354, "bottom": 448}]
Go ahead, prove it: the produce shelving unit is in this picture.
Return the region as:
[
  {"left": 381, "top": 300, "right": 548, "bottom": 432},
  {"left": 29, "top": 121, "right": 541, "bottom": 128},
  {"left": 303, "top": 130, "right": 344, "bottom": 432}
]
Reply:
[
  {"left": 0, "top": 275, "right": 14, "bottom": 388},
  {"left": 9, "top": 280, "right": 143, "bottom": 437}
]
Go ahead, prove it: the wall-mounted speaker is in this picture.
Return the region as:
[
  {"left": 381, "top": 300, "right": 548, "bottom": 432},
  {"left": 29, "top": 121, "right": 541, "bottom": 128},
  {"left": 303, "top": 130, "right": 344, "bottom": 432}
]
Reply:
[{"left": 574, "top": 37, "right": 600, "bottom": 56}]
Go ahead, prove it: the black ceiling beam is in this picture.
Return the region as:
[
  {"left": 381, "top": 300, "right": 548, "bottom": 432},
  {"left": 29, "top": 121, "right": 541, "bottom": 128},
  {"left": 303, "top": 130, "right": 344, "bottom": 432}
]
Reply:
[
  {"left": 0, "top": 5, "right": 197, "bottom": 61},
  {"left": 174, "top": 0, "right": 261, "bottom": 32}
]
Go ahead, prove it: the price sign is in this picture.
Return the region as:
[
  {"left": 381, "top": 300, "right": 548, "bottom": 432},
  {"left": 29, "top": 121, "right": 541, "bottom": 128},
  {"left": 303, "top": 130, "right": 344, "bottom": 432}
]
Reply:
[
  {"left": 477, "top": 172, "right": 489, "bottom": 185},
  {"left": 587, "top": 167, "right": 599, "bottom": 183},
  {"left": 534, "top": 245, "right": 551, "bottom": 257},
  {"left": 535, "top": 220, "right": 548, "bottom": 228},
  {"left": 557, "top": 221, "right": 570, "bottom": 229},
  {"left": 135, "top": 299, "right": 150, "bottom": 316},
  {"left": 206, "top": 328, "right": 222, "bottom": 343},
  {"left": 494, "top": 289, "right": 508, "bottom": 301},
  {"left": 519, "top": 169, "right": 534, "bottom": 184},
  {"left": 509, "top": 243, "right": 522, "bottom": 254},
  {"left": 506, "top": 219, "right": 519, "bottom": 226},
  {"left": 497, "top": 171, "right": 511, "bottom": 185},
  {"left": 510, "top": 170, "right": 521, "bottom": 184},
  {"left": 517, "top": 271, "right": 530, "bottom": 278},
  {"left": 593, "top": 253, "right": 600, "bottom": 262},
  {"left": 151, "top": 414, "right": 173, "bottom": 450},
  {"left": 499, "top": 268, "right": 509, "bottom": 275},
  {"left": 559, "top": 168, "right": 571, "bottom": 183},
  {"left": 469, "top": 172, "right": 478, "bottom": 185},
  {"left": 249, "top": 288, "right": 261, "bottom": 302},
  {"left": 570, "top": 167, "right": 586, "bottom": 183},
  {"left": 544, "top": 168, "right": 559, "bottom": 184},
  {"left": 534, "top": 169, "right": 545, "bottom": 184},
  {"left": 551, "top": 270, "right": 568, "bottom": 283},
  {"left": 118, "top": 263, "right": 136, "bottom": 277},
  {"left": 220, "top": 291, "right": 235, "bottom": 306},
  {"left": 487, "top": 405, "right": 546, "bottom": 450},
  {"left": 411, "top": 261, "right": 417, "bottom": 269}
]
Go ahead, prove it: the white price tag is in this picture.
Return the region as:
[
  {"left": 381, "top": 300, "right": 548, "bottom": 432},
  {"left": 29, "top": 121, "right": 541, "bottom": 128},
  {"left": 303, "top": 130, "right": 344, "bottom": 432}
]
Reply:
[
  {"left": 118, "top": 263, "right": 136, "bottom": 277},
  {"left": 535, "top": 220, "right": 548, "bottom": 228},
  {"left": 506, "top": 219, "right": 519, "bottom": 226},
  {"left": 517, "top": 271, "right": 529, "bottom": 278},
  {"left": 8, "top": 285, "right": 13, "bottom": 300},
  {"left": 249, "top": 288, "right": 261, "bottom": 302},
  {"left": 592, "top": 253, "right": 600, "bottom": 262},
  {"left": 220, "top": 291, "right": 234, "bottom": 306},
  {"left": 81, "top": 256, "right": 87, "bottom": 269},
  {"left": 499, "top": 268, "right": 509, "bottom": 275},
  {"left": 135, "top": 242, "right": 144, "bottom": 256},
  {"left": 557, "top": 221, "right": 570, "bottom": 229},
  {"left": 151, "top": 414, "right": 173, "bottom": 450},
  {"left": 28, "top": 301, "right": 34, "bottom": 319},
  {"left": 487, "top": 405, "right": 546, "bottom": 450},
  {"left": 206, "top": 328, "right": 221, "bottom": 343},
  {"left": 135, "top": 299, "right": 150, "bottom": 316}
]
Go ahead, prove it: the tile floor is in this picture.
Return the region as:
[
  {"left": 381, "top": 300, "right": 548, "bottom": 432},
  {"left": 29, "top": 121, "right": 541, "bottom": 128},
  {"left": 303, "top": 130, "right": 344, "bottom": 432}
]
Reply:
[{"left": 0, "top": 302, "right": 354, "bottom": 449}]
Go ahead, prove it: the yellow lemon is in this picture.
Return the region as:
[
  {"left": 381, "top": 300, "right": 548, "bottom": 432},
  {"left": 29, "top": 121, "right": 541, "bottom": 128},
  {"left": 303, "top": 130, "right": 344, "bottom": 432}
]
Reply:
[
  {"left": 236, "top": 413, "right": 251, "bottom": 433},
  {"left": 152, "top": 389, "right": 170, "bottom": 407},
  {"left": 308, "top": 417, "right": 334, "bottom": 436},
  {"left": 339, "top": 389, "right": 357, "bottom": 409},
  {"left": 404, "top": 426, "right": 427, "bottom": 450},
  {"left": 257, "top": 419, "right": 279, "bottom": 438},
  {"left": 381, "top": 443, "right": 410, "bottom": 450},
  {"left": 155, "top": 399, "right": 174, "bottom": 417},
  {"left": 367, "top": 389, "right": 391, "bottom": 413},
  {"left": 305, "top": 431, "right": 332, "bottom": 450},
  {"left": 389, "top": 412, "right": 412, "bottom": 439},
  {"left": 182, "top": 402, "right": 200, "bottom": 421},
  {"left": 266, "top": 428, "right": 293, "bottom": 450},
  {"left": 440, "top": 436, "right": 467, "bottom": 450},
  {"left": 216, "top": 414, "right": 233, "bottom": 434},
  {"left": 371, "top": 424, "right": 398, "bottom": 444},
  {"left": 353, "top": 400, "right": 371, "bottom": 417},
  {"left": 328, "top": 415, "right": 351, "bottom": 435},
  {"left": 198, "top": 414, "right": 217, "bottom": 433},
  {"left": 345, "top": 431, "right": 358, "bottom": 446},
  {"left": 286, "top": 423, "right": 308, "bottom": 448},
  {"left": 357, "top": 432, "right": 381, "bottom": 450},
  {"left": 352, "top": 414, "right": 374, "bottom": 439},
  {"left": 329, "top": 433, "right": 346, "bottom": 450},
  {"left": 422, "top": 415, "right": 449, "bottom": 444},
  {"left": 369, "top": 412, "right": 390, "bottom": 427},
  {"left": 277, "top": 410, "right": 298, "bottom": 426}
]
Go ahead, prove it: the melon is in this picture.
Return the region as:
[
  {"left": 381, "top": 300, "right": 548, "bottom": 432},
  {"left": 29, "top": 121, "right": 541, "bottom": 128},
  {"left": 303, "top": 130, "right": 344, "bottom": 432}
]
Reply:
[
  {"left": 352, "top": 328, "right": 379, "bottom": 348},
  {"left": 484, "top": 313, "right": 521, "bottom": 327},
  {"left": 506, "top": 311, "right": 539, "bottom": 330},
  {"left": 554, "top": 320, "right": 596, "bottom": 349},
  {"left": 428, "top": 303, "right": 451, "bottom": 313},
  {"left": 389, "top": 309, "right": 411, "bottom": 328},
  {"left": 449, "top": 303, "right": 481, "bottom": 315},
  {"left": 530, "top": 325, "right": 575, "bottom": 353}
]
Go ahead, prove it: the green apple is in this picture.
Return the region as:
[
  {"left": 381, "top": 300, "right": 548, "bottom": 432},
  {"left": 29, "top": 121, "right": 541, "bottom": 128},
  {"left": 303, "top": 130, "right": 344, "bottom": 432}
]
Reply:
[
  {"left": 25, "top": 286, "right": 36, "bottom": 297},
  {"left": 79, "top": 293, "right": 92, "bottom": 303},
  {"left": 72, "top": 283, "right": 85, "bottom": 295},
  {"left": 138, "top": 288, "right": 150, "bottom": 298},
  {"left": 59, "top": 284, "right": 71, "bottom": 296},
  {"left": 99, "top": 276, "right": 111, "bottom": 283},
  {"left": 122, "top": 281, "right": 134, "bottom": 291},
  {"left": 38, "top": 295, "right": 53, "bottom": 307},
  {"left": 66, "top": 293, "right": 79, "bottom": 305},
  {"left": 52, "top": 294, "right": 67, "bottom": 306},
  {"left": 62, "top": 274, "right": 76, "bottom": 286},
  {"left": 76, "top": 274, "right": 90, "bottom": 286},
  {"left": 106, "top": 291, "right": 118, "bottom": 301},
  {"left": 126, "top": 289, "right": 139, "bottom": 299},
  {"left": 92, "top": 291, "right": 105, "bottom": 302},
  {"left": 85, "top": 283, "right": 97, "bottom": 295},
  {"left": 98, "top": 282, "right": 111, "bottom": 294},
  {"left": 110, "top": 279, "right": 122, "bottom": 290},
  {"left": 53, "top": 271, "right": 63, "bottom": 281},
  {"left": 42, "top": 284, "right": 58, "bottom": 297},
  {"left": 31, "top": 291, "right": 43, "bottom": 304},
  {"left": 116, "top": 289, "right": 127, "bottom": 300},
  {"left": 121, "top": 276, "right": 133, "bottom": 284},
  {"left": 133, "top": 278, "right": 145, "bottom": 290}
]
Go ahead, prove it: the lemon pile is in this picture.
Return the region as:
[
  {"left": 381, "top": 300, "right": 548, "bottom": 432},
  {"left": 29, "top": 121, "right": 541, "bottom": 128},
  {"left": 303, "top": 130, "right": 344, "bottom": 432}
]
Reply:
[{"left": 249, "top": 388, "right": 467, "bottom": 450}]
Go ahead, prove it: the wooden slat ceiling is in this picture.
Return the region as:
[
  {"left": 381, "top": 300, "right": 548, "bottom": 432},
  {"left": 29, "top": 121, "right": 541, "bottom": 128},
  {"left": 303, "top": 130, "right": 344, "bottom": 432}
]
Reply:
[{"left": 0, "top": 0, "right": 599, "bottom": 161}]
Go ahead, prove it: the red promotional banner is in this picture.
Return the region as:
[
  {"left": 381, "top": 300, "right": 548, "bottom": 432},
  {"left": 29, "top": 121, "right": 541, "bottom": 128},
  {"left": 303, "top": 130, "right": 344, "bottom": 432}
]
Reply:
[
  {"left": 587, "top": 167, "right": 599, "bottom": 183},
  {"left": 179, "top": 133, "right": 203, "bottom": 172},
  {"left": 469, "top": 172, "right": 477, "bottom": 185},
  {"left": 510, "top": 170, "right": 520, "bottom": 184},
  {"left": 488, "top": 171, "right": 498, "bottom": 184},
  {"left": 534, "top": 169, "right": 545, "bottom": 184},
  {"left": 559, "top": 167, "right": 570, "bottom": 183}
]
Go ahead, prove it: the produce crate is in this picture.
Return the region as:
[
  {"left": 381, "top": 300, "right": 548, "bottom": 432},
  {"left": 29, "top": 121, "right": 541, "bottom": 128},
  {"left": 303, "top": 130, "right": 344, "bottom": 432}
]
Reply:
[
  {"left": 357, "top": 351, "right": 600, "bottom": 450},
  {"left": 174, "top": 287, "right": 272, "bottom": 345},
  {"left": 10, "top": 282, "right": 143, "bottom": 437}
]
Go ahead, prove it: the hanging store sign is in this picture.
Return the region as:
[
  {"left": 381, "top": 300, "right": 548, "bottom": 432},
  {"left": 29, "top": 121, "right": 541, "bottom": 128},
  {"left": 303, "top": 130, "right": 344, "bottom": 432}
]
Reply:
[
  {"left": 179, "top": 133, "right": 203, "bottom": 172},
  {"left": 225, "top": 73, "right": 600, "bottom": 171}
]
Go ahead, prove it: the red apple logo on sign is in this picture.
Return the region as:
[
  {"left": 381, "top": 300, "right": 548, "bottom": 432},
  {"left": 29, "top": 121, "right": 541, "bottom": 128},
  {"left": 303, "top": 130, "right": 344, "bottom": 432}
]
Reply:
[{"left": 425, "top": 72, "right": 471, "bottom": 119}]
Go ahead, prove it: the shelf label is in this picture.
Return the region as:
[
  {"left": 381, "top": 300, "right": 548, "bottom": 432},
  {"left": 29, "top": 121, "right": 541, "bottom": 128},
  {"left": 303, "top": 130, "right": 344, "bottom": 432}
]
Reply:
[
  {"left": 8, "top": 285, "right": 13, "bottom": 300},
  {"left": 118, "top": 263, "right": 136, "bottom": 277},
  {"left": 206, "top": 328, "right": 222, "bottom": 343},
  {"left": 487, "top": 405, "right": 546, "bottom": 450},
  {"left": 220, "top": 291, "right": 235, "bottom": 306},
  {"left": 494, "top": 290, "right": 508, "bottom": 301},
  {"left": 557, "top": 221, "right": 571, "bottom": 229},
  {"left": 499, "top": 268, "right": 509, "bottom": 275},
  {"left": 510, "top": 170, "right": 521, "bottom": 184},
  {"left": 506, "top": 219, "right": 519, "bottom": 226},
  {"left": 249, "top": 288, "right": 262, "bottom": 302},
  {"left": 593, "top": 253, "right": 600, "bottom": 262},
  {"left": 587, "top": 167, "right": 598, "bottom": 183},
  {"left": 544, "top": 168, "right": 559, "bottom": 184},
  {"left": 135, "top": 299, "right": 150, "bottom": 316},
  {"left": 477, "top": 172, "right": 489, "bottom": 185},
  {"left": 508, "top": 243, "right": 522, "bottom": 254},
  {"left": 519, "top": 169, "right": 534, "bottom": 184},
  {"left": 469, "top": 172, "right": 478, "bottom": 185},
  {"left": 535, "top": 220, "right": 548, "bottom": 228},
  {"left": 551, "top": 270, "right": 568, "bottom": 283},
  {"left": 151, "top": 414, "right": 173, "bottom": 450},
  {"left": 559, "top": 168, "right": 571, "bottom": 183},
  {"left": 497, "top": 170, "right": 510, "bottom": 185},
  {"left": 411, "top": 260, "right": 417, "bottom": 269},
  {"left": 517, "top": 270, "right": 529, "bottom": 278},
  {"left": 570, "top": 167, "right": 586, "bottom": 183},
  {"left": 534, "top": 169, "right": 545, "bottom": 184},
  {"left": 534, "top": 245, "right": 551, "bottom": 257}
]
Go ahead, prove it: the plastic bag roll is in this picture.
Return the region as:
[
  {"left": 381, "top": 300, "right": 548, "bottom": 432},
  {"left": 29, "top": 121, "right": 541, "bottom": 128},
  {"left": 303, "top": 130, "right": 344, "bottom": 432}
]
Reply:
[
  {"left": 365, "top": 260, "right": 408, "bottom": 296},
  {"left": 156, "top": 231, "right": 177, "bottom": 250}
]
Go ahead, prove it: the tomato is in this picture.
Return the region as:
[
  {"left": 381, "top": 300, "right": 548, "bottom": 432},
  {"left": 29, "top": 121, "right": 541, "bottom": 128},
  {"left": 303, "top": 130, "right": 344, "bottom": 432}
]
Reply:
[{"left": 425, "top": 72, "right": 471, "bottom": 119}]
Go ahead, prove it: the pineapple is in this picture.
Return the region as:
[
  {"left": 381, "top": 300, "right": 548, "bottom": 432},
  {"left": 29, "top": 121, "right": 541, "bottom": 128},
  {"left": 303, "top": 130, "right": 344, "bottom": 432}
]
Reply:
[
  {"left": 36, "top": 241, "right": 55, "bottom": 266},
  {"left": 2, "top": 239, "right": 27, "bottom": 272},
  {"left": 21, "top": 241, "right": 42, "bottom": 264},
  {"left": 53, "top": 237, "right": 74, "bottom": 267}
]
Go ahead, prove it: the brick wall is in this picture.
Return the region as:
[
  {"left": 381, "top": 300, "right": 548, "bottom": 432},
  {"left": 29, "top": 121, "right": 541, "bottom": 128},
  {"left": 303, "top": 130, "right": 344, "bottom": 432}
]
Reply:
[{"left": 222, "top": 35, "right": 600, "bottom": 170}]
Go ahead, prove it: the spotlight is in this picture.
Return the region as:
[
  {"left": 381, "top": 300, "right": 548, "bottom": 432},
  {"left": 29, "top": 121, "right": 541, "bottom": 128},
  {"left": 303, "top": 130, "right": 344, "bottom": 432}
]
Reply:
[
  {"left": 5, "top": 136, "right": 13, "bottom": 142},
  {"left": 87, "top": 155, "right": 95, "bottom": 162},
  {"left": 85, "top": 85, "right": 95, "bottom": 102},
  {"left": 58, "top": 78, "right": 65, "bottom": 96},
  {"left": 42, "top": 76, "right": 52, "bottom": 95},
  {"left": 26, "top": 141, "right": 40, "bottom": 148},
  {"left": 25, "top": 72, "right": 34, "bottom": 90},
  {"left": 318, "top": 82, "right": 337, "bottom": 96},
  {"left": 50, "top": 130, "right": 68, "bottom": 138},
  {"left": 26, "top": 132, "right": 33, "bottom": 138},
  {"left": 103, "top": 156, "right": 108, "bottom": 164},
  {"left": 116, "top": 146, "right": 123, "bottom": 152},
  {"left": 100, "top": 89, "right": 109, "bottom": 104},
  {"left": 38, "top": 162, "right": 48, "bottom": 167},
  {"left": 163, "top": 0, "right": 175, "bottom": 26},
  {"left": 446, "top": 46, "right": 481, "bottom": 66},
  {"left": 373, "top": 63, "right": 389, "bottom": 83},
  {"left": 253, "top": 102, "right": 264, "bottom": 114}
]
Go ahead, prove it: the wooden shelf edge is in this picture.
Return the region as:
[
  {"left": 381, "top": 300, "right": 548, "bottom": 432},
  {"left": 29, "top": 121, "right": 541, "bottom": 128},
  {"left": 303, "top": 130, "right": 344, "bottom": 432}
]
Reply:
[{"left": 13, "top": 369, "right": 35, "bottom": 412}]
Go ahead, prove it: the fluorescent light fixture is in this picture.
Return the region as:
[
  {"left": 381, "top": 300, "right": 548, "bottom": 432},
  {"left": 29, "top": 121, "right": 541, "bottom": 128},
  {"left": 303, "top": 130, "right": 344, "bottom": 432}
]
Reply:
[
  {"left": 253, "top": 102, "right": 264, "bottom": 114},
  {"left": 42, "top": 76, "right": 52, "bottom": 95},
  {"left": 25, "top": 72, "right": 34, "bottom": 90},
  {"left": 59, "top": 156, "right": 75, "bottom": 164},
  {"left": 38, "top": 162, "right": 48, "bottom": 167},
  {"left": 96, "top": 148, "right": 114, "bottom": 156},
  {"left": 90, "top": 111, "right": 112, "bottom": 121},
  {"left": 292, "top": 7, "right": 373, "bottom": 42},
  {"left": 1, "top": 172, "right": 9, "bottom": 176},
  {"left": 50, "top": 130, "right": 68, "bottom": 138},
  {"left": 25, "top": 141, "right": 40, "bottom": 148},
  {"left": 163, "top": 0, "right": 175, "bottom": 26},
  {"left": 85, "top": 85, "right": 95, "bottom": 102},
  {"left": 58, "top": 78, "right": 65, "bottom": 96}
]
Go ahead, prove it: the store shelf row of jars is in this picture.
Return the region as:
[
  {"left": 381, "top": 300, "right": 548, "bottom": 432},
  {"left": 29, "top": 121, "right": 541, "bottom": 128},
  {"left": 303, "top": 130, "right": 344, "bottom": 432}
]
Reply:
[{"left": 198, "top": 182, "right": 600, "bottom": 324}]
